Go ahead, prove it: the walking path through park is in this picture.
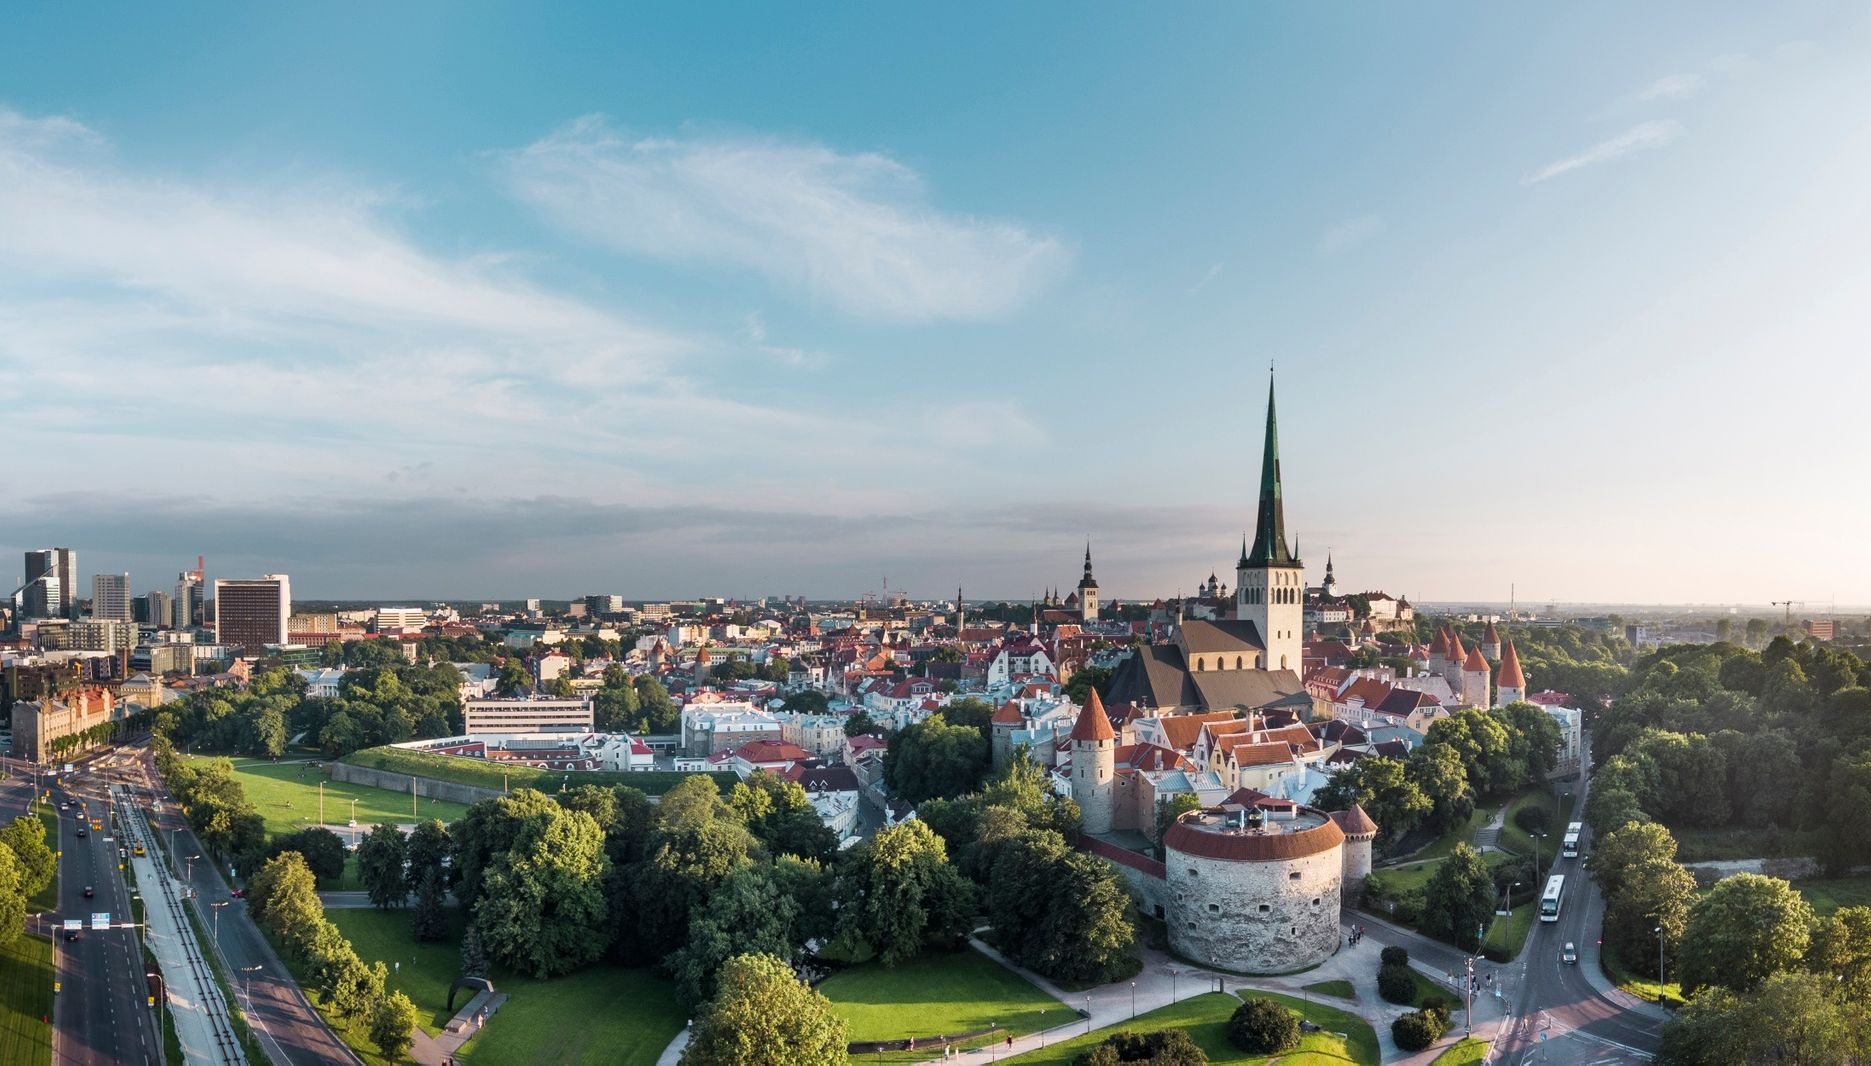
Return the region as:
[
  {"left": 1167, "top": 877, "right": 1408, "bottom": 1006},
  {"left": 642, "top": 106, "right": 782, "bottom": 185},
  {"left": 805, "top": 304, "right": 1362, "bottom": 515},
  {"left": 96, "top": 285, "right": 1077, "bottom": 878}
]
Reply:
[
  {"left": 652, "top": 914, "right": 1511, "bottom": 1066},
  {"left": 408, "top": 990, "right": 510, "bottom": 1066},
  {"left": 1471, "top": 805, "right": 1507, "bottom": 854}
]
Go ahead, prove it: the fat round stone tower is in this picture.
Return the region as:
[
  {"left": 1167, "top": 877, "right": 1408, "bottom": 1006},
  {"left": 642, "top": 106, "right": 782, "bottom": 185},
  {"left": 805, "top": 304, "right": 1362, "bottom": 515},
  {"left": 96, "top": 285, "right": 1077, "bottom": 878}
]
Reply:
[{"left": 1163, "top": 801, "right": 1346, "bottom": 973}]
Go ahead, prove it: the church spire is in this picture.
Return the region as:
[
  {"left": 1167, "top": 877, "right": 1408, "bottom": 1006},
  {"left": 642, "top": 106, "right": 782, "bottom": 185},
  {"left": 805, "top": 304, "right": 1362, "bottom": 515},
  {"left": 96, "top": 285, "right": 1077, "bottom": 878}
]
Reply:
[
  {"left": 1078, "top": 541, "right": 1098, "bottom": 590},
  {"left": 1244, "top": 371, "right": 1297, "bottom": 567}
]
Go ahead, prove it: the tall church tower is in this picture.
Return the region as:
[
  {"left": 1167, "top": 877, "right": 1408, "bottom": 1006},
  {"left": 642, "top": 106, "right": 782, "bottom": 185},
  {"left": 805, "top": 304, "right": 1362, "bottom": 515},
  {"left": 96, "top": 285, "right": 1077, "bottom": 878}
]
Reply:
[
  {"left": 1077, "top": 543, "right": 1100, "bottom": 622},
  {"left": 1236, "top": 374, "right": 1305, "bottom": 677}
]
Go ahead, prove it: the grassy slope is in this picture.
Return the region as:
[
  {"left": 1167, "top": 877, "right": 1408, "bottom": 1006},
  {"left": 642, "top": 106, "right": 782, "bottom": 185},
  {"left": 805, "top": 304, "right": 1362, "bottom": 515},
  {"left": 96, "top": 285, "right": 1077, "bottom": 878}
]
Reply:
[
  {"left": 327, "top": 907, "right": 683, "bottom": 1066},
  {"left": 1431, "top": 1037, "right": 1490, "bottom": 1064},
  {"left": 820, "top": 949, "right": 1060, "bottom": 1061},
  {"left": 1792, "top": 877, "right": 1871, "bottom": 916},
  {"left": 341, "top": 747, "right": 737, "bottom": 797},
  {"left": 182, "top": 756, "right": 471, "bottom": 838},
  {"left": 0, "top": 934, "right": 53, "bottom": 1066},
  {"left": 1300, "top": 979, "right": 1355, "bottom": 1000},
  {"left": 30, "top": 806, "right": 60, "bottom": 913},
  {"left": 1005, "top": 990, "right": 1377, "bottom": 1066}
]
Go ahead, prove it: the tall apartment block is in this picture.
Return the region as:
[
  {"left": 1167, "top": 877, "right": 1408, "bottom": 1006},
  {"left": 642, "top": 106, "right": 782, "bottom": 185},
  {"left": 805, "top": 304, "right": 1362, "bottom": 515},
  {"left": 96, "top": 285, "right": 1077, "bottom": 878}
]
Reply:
[
  {"left": 91, "top": 572, "right": 133, "bottom": 622},
  {"left": 214, "top": 574, "right": 291, "bottom": 655}
]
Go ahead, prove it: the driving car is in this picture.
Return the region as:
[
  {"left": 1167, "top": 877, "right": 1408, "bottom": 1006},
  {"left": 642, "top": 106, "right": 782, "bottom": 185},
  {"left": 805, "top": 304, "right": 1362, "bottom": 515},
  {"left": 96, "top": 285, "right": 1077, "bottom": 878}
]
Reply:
[
  {"left": 64, "top": 930, "right": 78, "bottom": 942},
  {"left": 230, "top": 888, "right": 245, "bottom": 899},
  {"left": 75, "top": 828, "right": 87, "bottom": 838},
  {"left": 1561, "top": 942, "right": 1578, "bottom": 965},
  {"left": 82, "top": 886, "right": 94, "bottom": 899}
]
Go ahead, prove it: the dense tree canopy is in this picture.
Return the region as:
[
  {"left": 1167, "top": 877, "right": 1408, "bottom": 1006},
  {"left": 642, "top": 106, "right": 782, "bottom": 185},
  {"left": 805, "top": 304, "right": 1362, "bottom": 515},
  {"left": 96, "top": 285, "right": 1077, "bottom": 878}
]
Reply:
[
  {"left": 684, "top": 953, "right": 849, "bottom": 1066},
  {"left": 882, "top": 713, "right": 990, "bottom": 804},
  {"left": 1678, "top": 873, "right": 1814, "bottom": 995}
]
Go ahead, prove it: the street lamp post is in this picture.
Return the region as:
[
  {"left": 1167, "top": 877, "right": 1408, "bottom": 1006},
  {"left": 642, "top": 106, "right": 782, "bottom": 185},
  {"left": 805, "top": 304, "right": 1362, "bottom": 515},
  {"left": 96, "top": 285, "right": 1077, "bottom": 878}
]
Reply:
[
  {"left": 1130, "top": 980, "right": 1136, "bottom": 1018},
  {"left": 1655, "top": 925, "right": 1666, "bottom": 1004},
  {"left": 241, "top": 964, "right": 263, "bottom": 1004},
  {"left": 186, "top": 854, "right": 200, "bottom": 883},
  {"left": 1085, "top": 994, "right": 1091, "bottom": 1035},
  {"left": 211, "top": 901, "right": 228, "bottom": 945},
  {"left": 319, "top": 781, "right": 325, "bottom": 827}
]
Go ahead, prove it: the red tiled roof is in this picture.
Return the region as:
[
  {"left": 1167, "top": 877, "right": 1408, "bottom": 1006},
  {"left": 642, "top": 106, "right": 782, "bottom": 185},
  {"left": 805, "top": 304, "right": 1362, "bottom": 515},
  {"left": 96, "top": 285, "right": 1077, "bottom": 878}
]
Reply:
[{"left": 1498, "top": 640, "right": 1526, "bottom": 690}]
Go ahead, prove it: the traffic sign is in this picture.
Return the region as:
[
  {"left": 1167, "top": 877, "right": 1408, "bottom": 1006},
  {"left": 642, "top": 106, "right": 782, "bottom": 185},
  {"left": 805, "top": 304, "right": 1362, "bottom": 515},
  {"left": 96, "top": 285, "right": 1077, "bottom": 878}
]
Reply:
[
  {"left": 62, "top": 919, "right": 81, "bottom": 931},
  {"left": 90, "top": 913, "right": 109, "bottom": 929}
]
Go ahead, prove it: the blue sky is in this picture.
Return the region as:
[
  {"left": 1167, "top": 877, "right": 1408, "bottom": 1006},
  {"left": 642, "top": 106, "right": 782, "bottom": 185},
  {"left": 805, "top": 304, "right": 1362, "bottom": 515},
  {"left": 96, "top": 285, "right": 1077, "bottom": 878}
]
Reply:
[{"left": 4, "top": 5, "right": 1869, "bottom": 604}]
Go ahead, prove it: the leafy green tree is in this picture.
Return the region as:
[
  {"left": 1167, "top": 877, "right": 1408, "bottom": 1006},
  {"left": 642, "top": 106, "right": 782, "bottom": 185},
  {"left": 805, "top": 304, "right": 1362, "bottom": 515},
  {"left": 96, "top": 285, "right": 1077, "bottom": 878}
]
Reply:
[
  {"left": 0, "top": 846, "right": 24, "bottom": 949},
  {"left": 403, "top": 818, "right": 452, "bottom": 893},
  {"left": 670, "top": 863, "right": 808, "bottom": 1008},
  {"left": 831, "top": 820, "right": 973, "bottom": 965},
  {"left": 1419, "top": 844, "right": 1494, "bottom": 950},
  {"left": 1660, "top": 972, "right": 1866, "bottom": 1066},
  {"left": 0, "top": 817, "right": 55, "bottom": 899},
  {"left": 1407, "top": 742, "right": 1474, "bottom": 834},
  {"left": 841, "top": 709, "right": 877, "bottom": 737},
  {"left": 630, "top": 820, "right": 759, "bottom": 960},
  {"left": 634, "top": 676, "right": 679, "bottom": 733},
  {"left": 356, "top": 823, "right": 409, "bottom": 908},
  {"left": 249, "top": 851, "right": 324, "bottom": 951},
  {"left": 449, "top": 788, "right": 561, "bottom": 910},
  {"left": 268, "top": 827, "right": 348, "bottom": 884},
  {"left": 1587, "top": 822, "right": 1680, "bottom": 899},
  {"left": 683, "top": 953, "right": 849, "bottom": 1066},
  {"left": 473, "top": 806, "right": 610, "bottom": 978},
  {"left": 1804, "top": 905, "right": 1871, "bottom": 1002},
  {"left": 1063, "top": 666, "right": 1113, "bottom": 706},
  {"left": 780, "top": 689, "right": 829, "bottom": 715},
  {"left": 1584, "top": 786, "right": 1649, "bottom": 837},
  {"left": 729, "top": 772, "right": 837, "bottom": 863},
  {"left": 1604, "top": 859, "right": 1695, "bottom": 976},
  {"left": 369, "top": 990, "right": 418, "bottom": 1061},
  {"left": 1819, "top": 749, "right": 1871, "bottom": 875},
  {"left": 410, "top": 863, "right": 448, "bottom": 942},
  {"left": 1315, "top": 755, "right": 1432, "bottom": 843},
  {"left": 1154, "top": 793, "right": 1204, "bottom": 855},
  {"left": 593, "top": 665, "right": 641, "bottom": 731},
  {"left": 1229, "top": 997, "right": 1300, "bottom": 1055},
  {"left": 882, "top": 713, "right": 990, "bottom": 804},
  {"left": 1679, "top": 873, "right": 1814, "bottom": 994}
]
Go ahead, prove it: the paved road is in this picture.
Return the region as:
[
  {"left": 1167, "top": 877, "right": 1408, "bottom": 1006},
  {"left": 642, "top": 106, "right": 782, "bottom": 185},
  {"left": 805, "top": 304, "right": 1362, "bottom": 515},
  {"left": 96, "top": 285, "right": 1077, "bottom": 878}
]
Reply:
[
  {"left": 1492, "top": 743, "right": 1664, "bottom": 1065},
  {"left": 120, "top": 744, "right": 363, "bottom": 1066},
  {"left": 8, "top": 755, "right": 166, "bottom": 1066}
]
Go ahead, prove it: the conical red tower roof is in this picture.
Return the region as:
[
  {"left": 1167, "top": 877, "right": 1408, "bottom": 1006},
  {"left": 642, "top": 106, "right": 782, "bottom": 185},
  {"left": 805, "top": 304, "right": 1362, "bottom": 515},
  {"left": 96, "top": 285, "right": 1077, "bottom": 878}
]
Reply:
[
  {"left": 1429, "top": 628, "right": 1449, "bottom": 656},
  {"left": 1498, "top": 640, "right": 1526, "bottom": 690},
  {"left": 1484, "top": 619, "right": 1500, "bottom": 644},
  {"left": 1070, "top": 688, "right": 1115, "bottom": 742},
  {"left": 1463, "top": 644, "right": 1488, "bottom": 672},
  {"left": 1447, "top": 630, "right": 1465, "bottom": 663}
]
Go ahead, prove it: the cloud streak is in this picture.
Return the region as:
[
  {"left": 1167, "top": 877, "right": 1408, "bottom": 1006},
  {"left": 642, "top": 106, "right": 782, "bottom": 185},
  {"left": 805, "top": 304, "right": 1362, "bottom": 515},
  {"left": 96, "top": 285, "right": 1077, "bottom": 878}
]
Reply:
[
  {"left": 1522, "top": 119, "right": 1684, "bottom": 185},
  {"left": 496, "top": 117, "right": 1071, "bottom": 323}
]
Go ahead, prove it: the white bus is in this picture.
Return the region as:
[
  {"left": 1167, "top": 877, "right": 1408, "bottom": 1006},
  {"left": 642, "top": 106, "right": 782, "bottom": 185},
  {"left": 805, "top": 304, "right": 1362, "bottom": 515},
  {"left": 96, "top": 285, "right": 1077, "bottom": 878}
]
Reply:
[
  {"left": 1540, "top": 874, "right": 1566, "bottom": 922},
  {"left": 1562, "top": 822, "right": 1583, "bottom": 859}
]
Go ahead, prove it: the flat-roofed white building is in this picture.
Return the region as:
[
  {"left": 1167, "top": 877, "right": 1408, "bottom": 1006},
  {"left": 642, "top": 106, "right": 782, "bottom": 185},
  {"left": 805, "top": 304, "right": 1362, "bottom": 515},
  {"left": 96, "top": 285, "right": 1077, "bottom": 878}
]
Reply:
[{"left": 463, "top": 696, "right": 593, "bottom": 734}]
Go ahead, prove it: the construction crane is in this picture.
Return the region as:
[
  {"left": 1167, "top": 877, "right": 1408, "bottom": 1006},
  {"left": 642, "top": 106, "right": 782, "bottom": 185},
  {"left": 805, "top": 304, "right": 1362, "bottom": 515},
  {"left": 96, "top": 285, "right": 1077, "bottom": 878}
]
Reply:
[{"left": 1770, "top": 600, "right": 1807, "bottom": 625}]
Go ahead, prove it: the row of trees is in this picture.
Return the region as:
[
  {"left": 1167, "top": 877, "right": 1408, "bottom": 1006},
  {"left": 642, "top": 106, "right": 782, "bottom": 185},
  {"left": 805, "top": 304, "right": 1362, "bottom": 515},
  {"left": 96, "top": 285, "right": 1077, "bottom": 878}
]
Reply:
[
  {"left": 245, "top": 851, "right": 418, "bottom": 1060},
  {"left": 155, "top": 662, "right": 467, "bottom": 761},
  {"left": 0, "top": 816, "right": 57, "bottom": 947},
  {"left": 1314, "top": 704, "right": 1562, "bottom": 851},
  {"left": 1588, "top": 638, "right": 1871, "bottom": 873},
  {"left": 156, "top": 740, "right": 268, "bottom": 870}
]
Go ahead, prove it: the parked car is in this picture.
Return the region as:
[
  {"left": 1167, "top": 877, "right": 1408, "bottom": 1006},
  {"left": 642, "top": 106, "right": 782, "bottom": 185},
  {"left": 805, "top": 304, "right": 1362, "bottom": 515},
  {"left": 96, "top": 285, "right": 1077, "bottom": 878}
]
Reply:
[
  {"left": 1561, "top": 942, "right": 1578, "bottom": 965},
  {"left": 230, "top": 889, "right": 245, "bottom": 899}
]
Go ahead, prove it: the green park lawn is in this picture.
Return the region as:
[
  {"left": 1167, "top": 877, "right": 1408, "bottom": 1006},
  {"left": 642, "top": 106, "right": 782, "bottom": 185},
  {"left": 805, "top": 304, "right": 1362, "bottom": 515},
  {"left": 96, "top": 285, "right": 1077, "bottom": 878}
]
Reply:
[
  {"left": 1005, "top": 990, "right": 1377, "bottom": 1066},
  {"left": 1482, "top": 903, "right": 1536, "bottom": 960},
  {"left": 341, "top": 746, "right": 737, "bottom": 797},
  {"left": 1791, "top": 877, "right": 1871, "bottom": 916},
  {"left": 1431, "top": 1037, "right": 1491, "bottom": 1064},
  {"left": 0, "top": 933, "right": 53, "bottom": 1066},
  {"left": 1668, "top": 825, "right": 1823, "bottom": 863},
  {"left": 820, "top": 948, "right": 1060, "bottom": 1061},
  {"left": 1401, "top": 805, "right": 1493, "bottom": 865},
  {"left": 326, "top": 906, "right": 684, "bottom": 1066},
  {"left": 1300, "top": 979, "right": 1355, "bottom": 1001},
  {"left": 1496, "top": 787, "right": 1578, "bottom": 863},
  {"left": 183, "top": 756, "right": 471, "bottom": 838}
]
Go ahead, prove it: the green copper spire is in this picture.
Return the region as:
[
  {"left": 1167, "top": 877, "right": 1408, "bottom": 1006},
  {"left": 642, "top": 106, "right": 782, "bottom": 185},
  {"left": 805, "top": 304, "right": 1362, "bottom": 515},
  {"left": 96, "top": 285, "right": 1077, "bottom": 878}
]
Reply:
[{"left": 1244, "top": 372, "right": 1298, "bottom": 567}]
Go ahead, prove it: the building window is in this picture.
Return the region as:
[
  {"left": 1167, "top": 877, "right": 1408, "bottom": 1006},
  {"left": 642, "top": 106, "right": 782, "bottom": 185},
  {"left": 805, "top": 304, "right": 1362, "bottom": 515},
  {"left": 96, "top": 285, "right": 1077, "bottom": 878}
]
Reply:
[
  {"left": 1188, "top": 869, "right": 1198, "bottom": 877},
  {"left": 1290, "top": 870, "right": 1301, "bottom": 880},
  {"left": 1258, "top": 903, "right": 1271, "bottom": 913},
  {"left": 1207, "top": 903, "right": 1219, "bottom": 913},
  {"left": 1312, "top": 897, "right": 1321, "bottom": 906}
]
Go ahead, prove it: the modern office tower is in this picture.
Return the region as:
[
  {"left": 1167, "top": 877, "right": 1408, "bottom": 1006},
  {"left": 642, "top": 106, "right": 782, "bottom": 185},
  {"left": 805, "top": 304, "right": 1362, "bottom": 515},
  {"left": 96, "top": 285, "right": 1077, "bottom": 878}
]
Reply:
[
  {"left": 213, "top": 574, "right": 291, "bottom": 655},
  {"left": 138, "top": 590, "right": 173, "bottom": 627},
  {"left": 175, "top": 572, "right": 204, "bottom": 629},
  {"left": 92, "top": 572, "right": 133, "bottom": 621},
  {"left": 22, "top": 548, "right": 77, "bottom": 619}
]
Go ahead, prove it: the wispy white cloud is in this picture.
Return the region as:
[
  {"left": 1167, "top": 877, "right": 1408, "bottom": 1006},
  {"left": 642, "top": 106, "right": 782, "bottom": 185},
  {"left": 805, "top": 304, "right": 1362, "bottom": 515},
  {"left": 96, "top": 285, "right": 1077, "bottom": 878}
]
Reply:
[
  {"left": 1633, "top": 73, "right": 1706, "bottom": 102},
  {"left": 742, "top": 311, "right": 826, "bottom": 370},
  {"left": 1187, "top": 262, "right": 1225, "bottom": 294},
  {"left": 1317, "top": 215, "right": 1384, "bottom": 255},
  {"left": 1522, "top": 120, "right": 1684, "bottom": 185},
  {"left": 496, "top": 116, "right": 1071, "bottom": 323}
]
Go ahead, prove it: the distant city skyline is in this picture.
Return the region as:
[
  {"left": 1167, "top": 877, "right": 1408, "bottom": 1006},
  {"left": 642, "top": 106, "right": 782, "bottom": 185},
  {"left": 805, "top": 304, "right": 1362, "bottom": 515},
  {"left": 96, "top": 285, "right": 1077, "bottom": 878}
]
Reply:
[{"left": 4, "top": 6, "right": 1869, "bottom": 604}]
